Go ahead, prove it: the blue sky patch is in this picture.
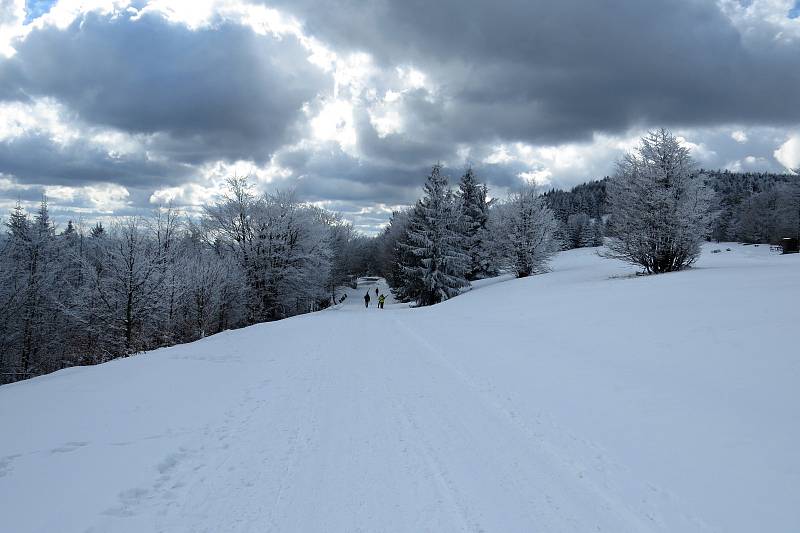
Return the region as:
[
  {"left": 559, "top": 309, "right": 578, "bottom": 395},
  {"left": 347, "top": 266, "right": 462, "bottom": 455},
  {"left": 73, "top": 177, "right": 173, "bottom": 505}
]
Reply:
[{"left": 24, "top": 0, "right": 57, "bottom": 24}]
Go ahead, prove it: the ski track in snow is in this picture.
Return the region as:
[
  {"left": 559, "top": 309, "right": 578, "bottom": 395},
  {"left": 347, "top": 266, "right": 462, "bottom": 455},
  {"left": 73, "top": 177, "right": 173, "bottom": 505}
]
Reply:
[
  {"left": 390, "top": 315, "right": 709, "bottom": 532},
  {"left": 1, "top": 245, "right": 798, "bottom": 532}
]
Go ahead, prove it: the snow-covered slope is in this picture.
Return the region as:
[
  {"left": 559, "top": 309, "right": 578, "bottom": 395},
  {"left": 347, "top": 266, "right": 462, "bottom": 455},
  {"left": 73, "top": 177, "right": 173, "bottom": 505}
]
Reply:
[{"left": 1, "top": 244, "right": 798, "bottom": 533}]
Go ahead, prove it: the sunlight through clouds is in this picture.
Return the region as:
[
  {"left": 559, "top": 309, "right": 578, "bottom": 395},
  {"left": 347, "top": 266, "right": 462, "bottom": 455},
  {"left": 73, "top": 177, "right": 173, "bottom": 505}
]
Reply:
[{"left": 0, "top": 0, "right": 798, "bottom": 230}]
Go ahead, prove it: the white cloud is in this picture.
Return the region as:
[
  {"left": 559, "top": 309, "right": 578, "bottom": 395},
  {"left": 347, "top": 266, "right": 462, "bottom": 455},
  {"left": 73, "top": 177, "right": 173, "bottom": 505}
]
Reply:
[
  {"left": 84, "top": 183, "right": 130, "bottom": 211},
  {"left": 396, "top": 66, "right": 428, "bottom": 91},
  {"left": 0, "top": 0, "right": 25, "bottom": 57},
  {"left": 310, "top": 99, "right": 357, "bottom": 152},
  {"left": 0, "top": 97, "right": 151, "bottom": 158},
  {"left": 42, "top": 182, "right": 130, "bottom": 212},
  {"left": 149, "top": 183, "right": 217, "bottom": 209},
  {"left": 774, "top": 132, "right": 800, "bottom": 171},
  {"left": 717, "top": 0, "right": 800, "bottom": 44},
  {"left": 0, "top": 98, "right": 80, "bottom": 145},
  {"left": 731, "top": 130, "right": 749, "bottom": 143},
  {"left": 484, "top": 145, "right": 514, "bottom": 165},
  {"left": 518, "top": 169, "right": 553, "bottom": 186},
  {"left": 135, "top": 0, "right": 220, "bottom": 29},
  {"left": 725, "top": 155, "right": 770, "bottom": 172},
  {"left": 149, "top": 157, "right": 294, "bottom": 208},
  {"left": 0, "top": 174, "right": 31, "bottom": 192},
  {"left": 369, "top": 107, "right": 403, "bottom": 138},
  {"left": 483, "top": 131, "right": 644, "bottom": 188},
  {"left": 676, "top": 136, "right": 717, "bottom": 163}
]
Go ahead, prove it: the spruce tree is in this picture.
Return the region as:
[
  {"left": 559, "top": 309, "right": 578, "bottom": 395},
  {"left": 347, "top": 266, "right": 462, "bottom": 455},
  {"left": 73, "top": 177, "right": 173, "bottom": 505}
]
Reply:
[
  {"left": 401, "top": 164, "right": 469, "bottom": 306},
  {"left": 578, "top": 217, "right": 596, "bottom": 248},
  {"left": 90, "top": 222, "right": 105, "bottom": 238},
  {"left": 591, "top": 219, "right": 604, "bottom": 247},
  {"left": 457, "top": 168, "right": 495, "bottom": 280}
]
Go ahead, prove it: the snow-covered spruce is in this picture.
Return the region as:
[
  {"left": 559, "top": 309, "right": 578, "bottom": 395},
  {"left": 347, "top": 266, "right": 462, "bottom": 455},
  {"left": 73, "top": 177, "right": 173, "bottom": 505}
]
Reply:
[
  {"left": 400, "top": 164, "right": 470, "bottom": 306},
  {"left": 456, "top": 167, "right": 496, "bottom": 280}
]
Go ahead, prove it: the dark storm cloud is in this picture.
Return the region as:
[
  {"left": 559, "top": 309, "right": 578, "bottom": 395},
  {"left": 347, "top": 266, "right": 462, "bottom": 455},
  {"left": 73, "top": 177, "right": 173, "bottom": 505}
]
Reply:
[
  {"left": 1, "top": 0, "right": 798, "bottom": 230},
  {"left": 274, "top": 144, "right": 424, "bottom": 203},
  {"left": 0, "top": 131, "right": 193, "bottom": 187},
  {"left": 0, "top": 10, "right": 326, "bottom": 164},
  {"left": 352, "top": 103, "right": 454, "bottom": 169},
  {"left": 270, "top": 0, "right": 800, "bottom": 144},
  {"left": 273, "top": 142, "right": 525, "bottom": 208}
]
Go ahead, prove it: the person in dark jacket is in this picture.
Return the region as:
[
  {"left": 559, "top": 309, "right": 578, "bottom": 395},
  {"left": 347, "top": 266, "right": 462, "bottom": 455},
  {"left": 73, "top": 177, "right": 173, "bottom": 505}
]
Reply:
[
  {"left": 375, "top": 287, "right": 379, "bottom": 297},
  {"left": 364, "top": 291, "right": 371, "bottom": 308}
]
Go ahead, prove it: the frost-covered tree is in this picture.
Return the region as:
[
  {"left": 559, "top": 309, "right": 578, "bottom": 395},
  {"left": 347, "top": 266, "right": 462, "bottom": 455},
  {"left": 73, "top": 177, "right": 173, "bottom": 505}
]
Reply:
[
  {"left": 493, "top": 186, "right": 561, "bottom": 277},
  {"left": 203, "top": 178, "right": 334, "bottom": 320},
  {"left": 401, "top": 164, "right": 469, "bottom": 306},
  {"left": 0, "top": 180, "right": 360, "bottom": 384},
  {"left": 95, "top": 218, "right": 167, "bottom": 352},
  {"left": 606, "top": 129, "right": 714, "bottom": 274},
  {"left": 457, "top": 167, "right": 496, "bottom": 280},
  {"left": 0, "top": 199, "right": 63, "bottom": 379},
  {"left": 173, "top": 225, "right": 236, "bottom": 340}
]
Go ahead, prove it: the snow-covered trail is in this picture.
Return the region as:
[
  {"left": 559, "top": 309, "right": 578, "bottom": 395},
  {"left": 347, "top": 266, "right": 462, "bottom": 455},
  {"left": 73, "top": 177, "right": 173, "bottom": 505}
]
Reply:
[
  {"left": 119, "top": 307, "right": 666, "bottom": 533},
  {"left": 150, "top": 305, "right": 657, "bottom": 530},
  {"left": 1, "top": 244, "right": 798, "bottom": 532},
  {"left": 0, "top": 280, "right": 680, "bottom": 533}
]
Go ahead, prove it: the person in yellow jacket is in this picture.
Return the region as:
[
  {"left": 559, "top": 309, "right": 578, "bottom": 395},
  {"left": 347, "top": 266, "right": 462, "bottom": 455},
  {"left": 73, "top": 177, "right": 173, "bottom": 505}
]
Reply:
[{"left": 378, "top": 293, "right": 386, "bottom": 309}]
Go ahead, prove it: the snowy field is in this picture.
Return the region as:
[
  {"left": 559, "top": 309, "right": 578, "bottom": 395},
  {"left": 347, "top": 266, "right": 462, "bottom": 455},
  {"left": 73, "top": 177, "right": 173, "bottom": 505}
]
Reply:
[{"left": 1, "top": 243, "right": 798, "bottom": 532}]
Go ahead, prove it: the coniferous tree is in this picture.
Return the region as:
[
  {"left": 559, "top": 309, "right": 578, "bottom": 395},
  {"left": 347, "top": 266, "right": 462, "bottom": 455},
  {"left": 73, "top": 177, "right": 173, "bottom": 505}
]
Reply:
[
  {"left": 374, "top": 209, "right": 420, "bottom": 301},
  {"left": 457, "top": 167, "right": 496, "bottom": 280},
  {"left": 90, "top": 221, "right": 105, "bottom": 238},
  {"left": 566, "top": 213, "right": 592, "bottom": 248},
  {"left": 401, "top": 164, "right": 469, "bottom": 306},
  {"left": 591, "top": 219, "right": 605, "bottom": 247}
]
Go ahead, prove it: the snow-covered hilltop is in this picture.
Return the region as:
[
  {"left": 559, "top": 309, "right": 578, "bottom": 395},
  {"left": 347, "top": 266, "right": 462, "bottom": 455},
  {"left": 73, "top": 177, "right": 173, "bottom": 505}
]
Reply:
[{"left": 1, "top": 244, "right": 798, "bottom": 533}]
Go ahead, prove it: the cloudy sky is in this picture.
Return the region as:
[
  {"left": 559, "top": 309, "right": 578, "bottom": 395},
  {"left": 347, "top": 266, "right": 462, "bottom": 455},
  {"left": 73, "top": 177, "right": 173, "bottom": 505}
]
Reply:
[{"left": 1, "top": 0, "right": 799, "bottom": 232}]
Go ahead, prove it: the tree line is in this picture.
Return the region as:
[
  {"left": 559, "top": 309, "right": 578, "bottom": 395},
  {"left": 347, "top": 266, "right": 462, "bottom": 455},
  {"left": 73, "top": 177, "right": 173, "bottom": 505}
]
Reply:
[
  {"left": 1, "top": 129, "right": 798, "bottom": 383},
  {"left": 542, "top": 166, "right": 800, "bottom": 250},
  {"left": 0, "top": 177, "right": 369, "bottom": 384},
  {"left": 376, "top": 128, "right": 799, "bottom": 299},
  {"left": 372, "top": 164, "right": 563, "bottom": 306}
]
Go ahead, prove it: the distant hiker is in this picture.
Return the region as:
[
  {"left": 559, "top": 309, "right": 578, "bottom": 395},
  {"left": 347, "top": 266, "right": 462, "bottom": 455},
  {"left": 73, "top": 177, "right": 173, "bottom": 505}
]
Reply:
[
  {"left": 364, "top": 291, "right": 371, "bottom": 308},
  {"left": 375, "top": 287, "right": 379, "bottom": 297},
  {"left": 378, "top": 294, "right": 386, "bottom": 309}
]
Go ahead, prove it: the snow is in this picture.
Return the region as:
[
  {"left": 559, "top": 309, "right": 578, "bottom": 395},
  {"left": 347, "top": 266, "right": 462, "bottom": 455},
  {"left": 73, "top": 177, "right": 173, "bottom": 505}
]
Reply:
[{"left": 1, "top": 243, "right": 798, "bottom": 532}]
